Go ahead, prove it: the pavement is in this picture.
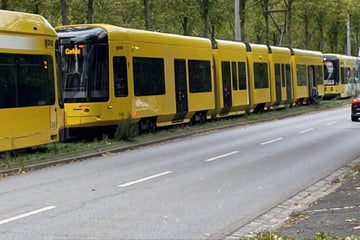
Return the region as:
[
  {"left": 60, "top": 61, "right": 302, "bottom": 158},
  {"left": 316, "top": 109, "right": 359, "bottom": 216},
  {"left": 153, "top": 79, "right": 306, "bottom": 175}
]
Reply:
[
  {"left": 225, "top": 158, "right": 360, "bottom": 239},
  {"left": 1, "top": 104, "right": 360, "bottom": 239}
]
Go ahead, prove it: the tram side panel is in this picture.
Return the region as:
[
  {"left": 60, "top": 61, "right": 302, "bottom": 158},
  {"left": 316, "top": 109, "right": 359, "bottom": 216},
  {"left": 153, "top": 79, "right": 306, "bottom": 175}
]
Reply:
[
  {"left": 212, "top": 40, "right": 249, "bottom": 117},
  {"left": 268, "top": 46, "right": 292, "bottom": 108},
  {"left": 246, "top": 43, "right": 271, "bottom": 113}
]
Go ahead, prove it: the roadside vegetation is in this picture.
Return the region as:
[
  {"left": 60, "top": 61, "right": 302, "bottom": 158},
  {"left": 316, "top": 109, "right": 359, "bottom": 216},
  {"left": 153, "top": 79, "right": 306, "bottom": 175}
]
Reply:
[
  {"left": 0, "top": 99, "right": 351, "bottom": 174},
  {"left": 240, "top": 231, "right": 359, "bottom": 240}
]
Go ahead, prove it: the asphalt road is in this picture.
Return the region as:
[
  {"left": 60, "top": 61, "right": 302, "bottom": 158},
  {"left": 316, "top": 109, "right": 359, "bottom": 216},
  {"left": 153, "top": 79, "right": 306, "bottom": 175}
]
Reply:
[{"left": 0, "top": 107, "right": 359, "bottom": 239}]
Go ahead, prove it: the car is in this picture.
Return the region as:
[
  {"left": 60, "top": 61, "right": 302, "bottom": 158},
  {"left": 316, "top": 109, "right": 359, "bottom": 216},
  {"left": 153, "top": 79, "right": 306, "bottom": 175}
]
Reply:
[{"left": 351, "top": 95, "right": 360, "bottom": 121}]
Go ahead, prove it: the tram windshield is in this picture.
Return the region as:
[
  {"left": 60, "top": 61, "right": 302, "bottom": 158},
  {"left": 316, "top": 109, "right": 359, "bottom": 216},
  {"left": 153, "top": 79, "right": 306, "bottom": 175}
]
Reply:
[{"left": 56, "top": 27, "right": 109, "bottom": 103}]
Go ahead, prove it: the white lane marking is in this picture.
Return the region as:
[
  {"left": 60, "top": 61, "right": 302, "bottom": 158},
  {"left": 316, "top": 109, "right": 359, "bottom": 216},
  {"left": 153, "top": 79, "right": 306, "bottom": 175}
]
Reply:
[
  {"left": 298, "top": 128, "right": 314, "bottom": 134},
  {"left": 260, "top": 137, "right": 283, "bottom": 145},
  {"left": 326, "top": 121, "right": 337, "bottom": 126},
  {"left": 118, "top": 171, "right": 173, "bottom": 188},
  {"left": 204, "top": 151, "right": 239, "bottom": 162},
  {"left": 0, "top": 206, "right": 56, "bottom": 225}
]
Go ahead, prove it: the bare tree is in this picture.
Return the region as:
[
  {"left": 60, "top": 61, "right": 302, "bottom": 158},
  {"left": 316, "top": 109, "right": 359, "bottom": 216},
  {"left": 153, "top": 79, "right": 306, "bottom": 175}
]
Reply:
[{"left": 88, "top": 0, "right": 94, "bottom": 23}]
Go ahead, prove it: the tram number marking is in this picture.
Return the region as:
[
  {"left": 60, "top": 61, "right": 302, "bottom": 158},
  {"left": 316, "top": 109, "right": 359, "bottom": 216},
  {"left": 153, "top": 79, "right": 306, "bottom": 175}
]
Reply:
[{"left": 45, "top": 39, "right": 54, "bottom": 48}]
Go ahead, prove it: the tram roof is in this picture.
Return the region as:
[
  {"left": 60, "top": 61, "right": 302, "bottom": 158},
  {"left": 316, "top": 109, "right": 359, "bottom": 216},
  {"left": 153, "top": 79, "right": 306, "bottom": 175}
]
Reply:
[
  {"left": 56, "top": 24, "right": 212, "bottom": 48},
  {"left": 0, "top": 10, "right": 56, "bottom": 36}
]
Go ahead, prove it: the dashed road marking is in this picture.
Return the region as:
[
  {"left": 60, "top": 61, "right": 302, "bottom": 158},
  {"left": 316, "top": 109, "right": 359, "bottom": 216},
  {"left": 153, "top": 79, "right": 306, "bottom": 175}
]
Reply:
[
  {"left": 204, "top": 151, "right": 239, "bottom": 162},
  {"left": 298, "top": 128, "right": 314, "bottom": 134},
  {"left": 326, "top": 121, "right": 337, "bottom": 126},
  {"left": 0, "top": 206, "right": 56, "bottom": 225},
  {"left": 118, "top": 171, "right": 173, "bottom": 187},
  {"left": 260, "top": 137, "right": 283, "bottom": 145}
]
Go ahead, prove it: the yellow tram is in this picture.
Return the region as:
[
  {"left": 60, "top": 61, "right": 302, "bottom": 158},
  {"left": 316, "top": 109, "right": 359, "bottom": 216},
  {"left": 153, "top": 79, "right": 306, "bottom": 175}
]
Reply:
[
  {"left": 323, "top": 54, "right": 359, "bottom": 99},
  {"left": 0, "top": 10, "right": 64, "bottom": 152},
  {"left": 290, "top": 49, "right": 324, "bottom": 105},
  {"left": 56, "top": 24, "right": 216, "bottom": 138}
]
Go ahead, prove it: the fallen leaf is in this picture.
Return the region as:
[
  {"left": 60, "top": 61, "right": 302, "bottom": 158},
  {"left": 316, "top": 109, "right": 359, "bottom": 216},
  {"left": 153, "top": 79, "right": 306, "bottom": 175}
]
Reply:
[{"left": 345, "top": 218, "right": 357, "bottom": 223}]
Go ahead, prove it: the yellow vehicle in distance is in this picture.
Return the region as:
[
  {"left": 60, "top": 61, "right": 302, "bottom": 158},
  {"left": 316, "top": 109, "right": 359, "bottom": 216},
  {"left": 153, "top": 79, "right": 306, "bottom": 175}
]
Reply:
[
  {"left": 56, "top": 24, "right": 215, "bottom": 139},
  {"left": 0, "top": 10, "right": 64, "bottom": 152},
  {"left": 290, "top": 49, "right": 324, "bottom": 105},
  {"left": 323, "top": 54, "right": 359, "bottom": 99}
]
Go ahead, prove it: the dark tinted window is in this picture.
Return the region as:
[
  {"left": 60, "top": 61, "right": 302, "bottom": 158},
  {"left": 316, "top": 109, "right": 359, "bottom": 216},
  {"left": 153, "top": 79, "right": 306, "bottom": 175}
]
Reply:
[
  {"left": 0, "top": 53, "right": 55, "bottom": 108},
  {"left": 254, "top": 62, "right": 268, "bottom": 88},
  {"left": 296, "top": 64, "right": 306, "bottom": 86},
  {"left": 238, "top": 62, "right": 247, "bottom": 90},
  {"left": 113, "top": 56, "right": 128, "bottom": 97},
  {"left": 232, "top": 62, "right": 238, "bottom": 90},
  {"left": 133, "top": 57, "right": 165, "bottom": 96},
  {"left": 188, "top": 60, "right": 211, "bottom": 92}
]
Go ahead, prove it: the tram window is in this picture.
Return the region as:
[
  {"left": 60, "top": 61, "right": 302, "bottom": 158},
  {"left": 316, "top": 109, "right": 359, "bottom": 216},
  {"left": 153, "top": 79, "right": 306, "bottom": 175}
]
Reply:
[
  {"left": 281, "top": 64, "right": 286, "bottom": 87},
  {"left": 254, "top": 62, "right": 268, "bottom": 89},
  {"left": 0, "top": 53, "right": 55, "bottom": 108},
  {"left": 275, "top": 64, "right": 281, "bottom": 87},
  {"left": 341, "top": 67, "right": 350, "bottom": 84},
  {"left": 113, "top": 56, "right": 128, "bottom": 97},
  {"left": 296, "top": 64, "right": 306, "bottom": 86},
  {"left": 232, "top": 62, "right": 238, "bottom": 90},
  {"left": 188, "top": 60, "right": 211, "bottom": 93},
  {"left": 308, "top": 66, "right": 315, "bottom": 86},
  {"left": 315, "top": 66, "right": 323, "bottom": 85},
  {"left": 221, "top": 61, "right": 231, "bottom": 90},
  {"left": 238, "top": 62, "right": 247, "bottom": 90},
  {"left": 133, "top": 57, "right": 165, "bottom": 96},
  {"left": 285, "top": 64, "right": 291, "bottom": 87}
]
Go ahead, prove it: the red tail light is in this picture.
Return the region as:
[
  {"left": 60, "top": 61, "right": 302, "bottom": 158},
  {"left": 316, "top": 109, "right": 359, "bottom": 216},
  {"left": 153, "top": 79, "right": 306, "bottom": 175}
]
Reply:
[{"left": 352, "top": 98, "right": 360, "bottom": 104}]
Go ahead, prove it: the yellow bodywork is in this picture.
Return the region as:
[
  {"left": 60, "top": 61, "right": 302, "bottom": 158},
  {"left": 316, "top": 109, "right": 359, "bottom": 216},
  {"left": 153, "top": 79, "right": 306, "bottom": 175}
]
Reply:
[
  {"left": 291, "top": 49, "right": 324, "bottom": 104},
  {"left": 246, "top": 43, "right": 271, "bottom": 111},
  {"left": 213, "top": 40, "right": 249, "bottom": 117},
  {"left": 323, "top": 53, "right": 357, "bottom": 98},
  {"left": 268, "top": 46, "right": 292, "bottom": 107},
  {"left": 0, "top": 10, "right": 63, "bottom": 152},
  {"left": 57, "top": 24, "right": 215, "bottom": 129}
]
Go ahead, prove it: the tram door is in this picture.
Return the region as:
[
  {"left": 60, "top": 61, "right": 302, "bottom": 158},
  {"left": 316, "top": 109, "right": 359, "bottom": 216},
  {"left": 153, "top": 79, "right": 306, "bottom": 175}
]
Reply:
[
  {"left": 221, "top": 62, "right": 232, "bottom": 113},
  {"left": 308, "top": 66, "right": 316, "bottom": 95},
  {"left": 275, "top": 64, "right": 282, "bottom": 104},
  {"left": 173, "top": 59, "right": 188, "bottom": 122},
  {"left": 285, "top": 64, "right": 293, "bottom": 101}
]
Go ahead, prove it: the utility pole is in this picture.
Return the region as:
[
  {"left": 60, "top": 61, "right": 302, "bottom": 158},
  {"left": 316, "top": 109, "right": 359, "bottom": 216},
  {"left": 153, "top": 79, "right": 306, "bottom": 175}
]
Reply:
[{"left": 235, "top": 0, "right": 241, "bottom": 41}]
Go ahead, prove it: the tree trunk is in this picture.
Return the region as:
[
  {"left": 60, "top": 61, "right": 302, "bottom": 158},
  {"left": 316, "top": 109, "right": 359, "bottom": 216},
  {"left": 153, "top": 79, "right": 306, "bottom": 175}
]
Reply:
[
  {"left": 143, "top": 0, "right": 151, "bottom": 30},
  {"left": 87, "top": 0, "right": 94, "bottom": 23},
  {"left": 182, "top": 16, "right": 189, "bottom": 35},
  {"left": 60, "top": 0, "right": 69, "bottom": 25},
  {"left": 199, "top": 0, "right": 210, "bottom": 38},
  {"left": 1, "top": 0, "right": 7, "bottom": 9},
  {"left": 284, "top": 0, "right": 294, "bottom": 47},
  {"left": 239, "top": 0, "right": 246, "bottom": 41},
  {"left": 260, "top": 0, "right": 270, "bottom": 45}
]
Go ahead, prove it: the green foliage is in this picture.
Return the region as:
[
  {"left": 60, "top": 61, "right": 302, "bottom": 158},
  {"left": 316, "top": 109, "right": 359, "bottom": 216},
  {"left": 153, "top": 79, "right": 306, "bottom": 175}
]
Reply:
[{"left": 114, "top": 117, "right": 139, "bottom": 141}]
